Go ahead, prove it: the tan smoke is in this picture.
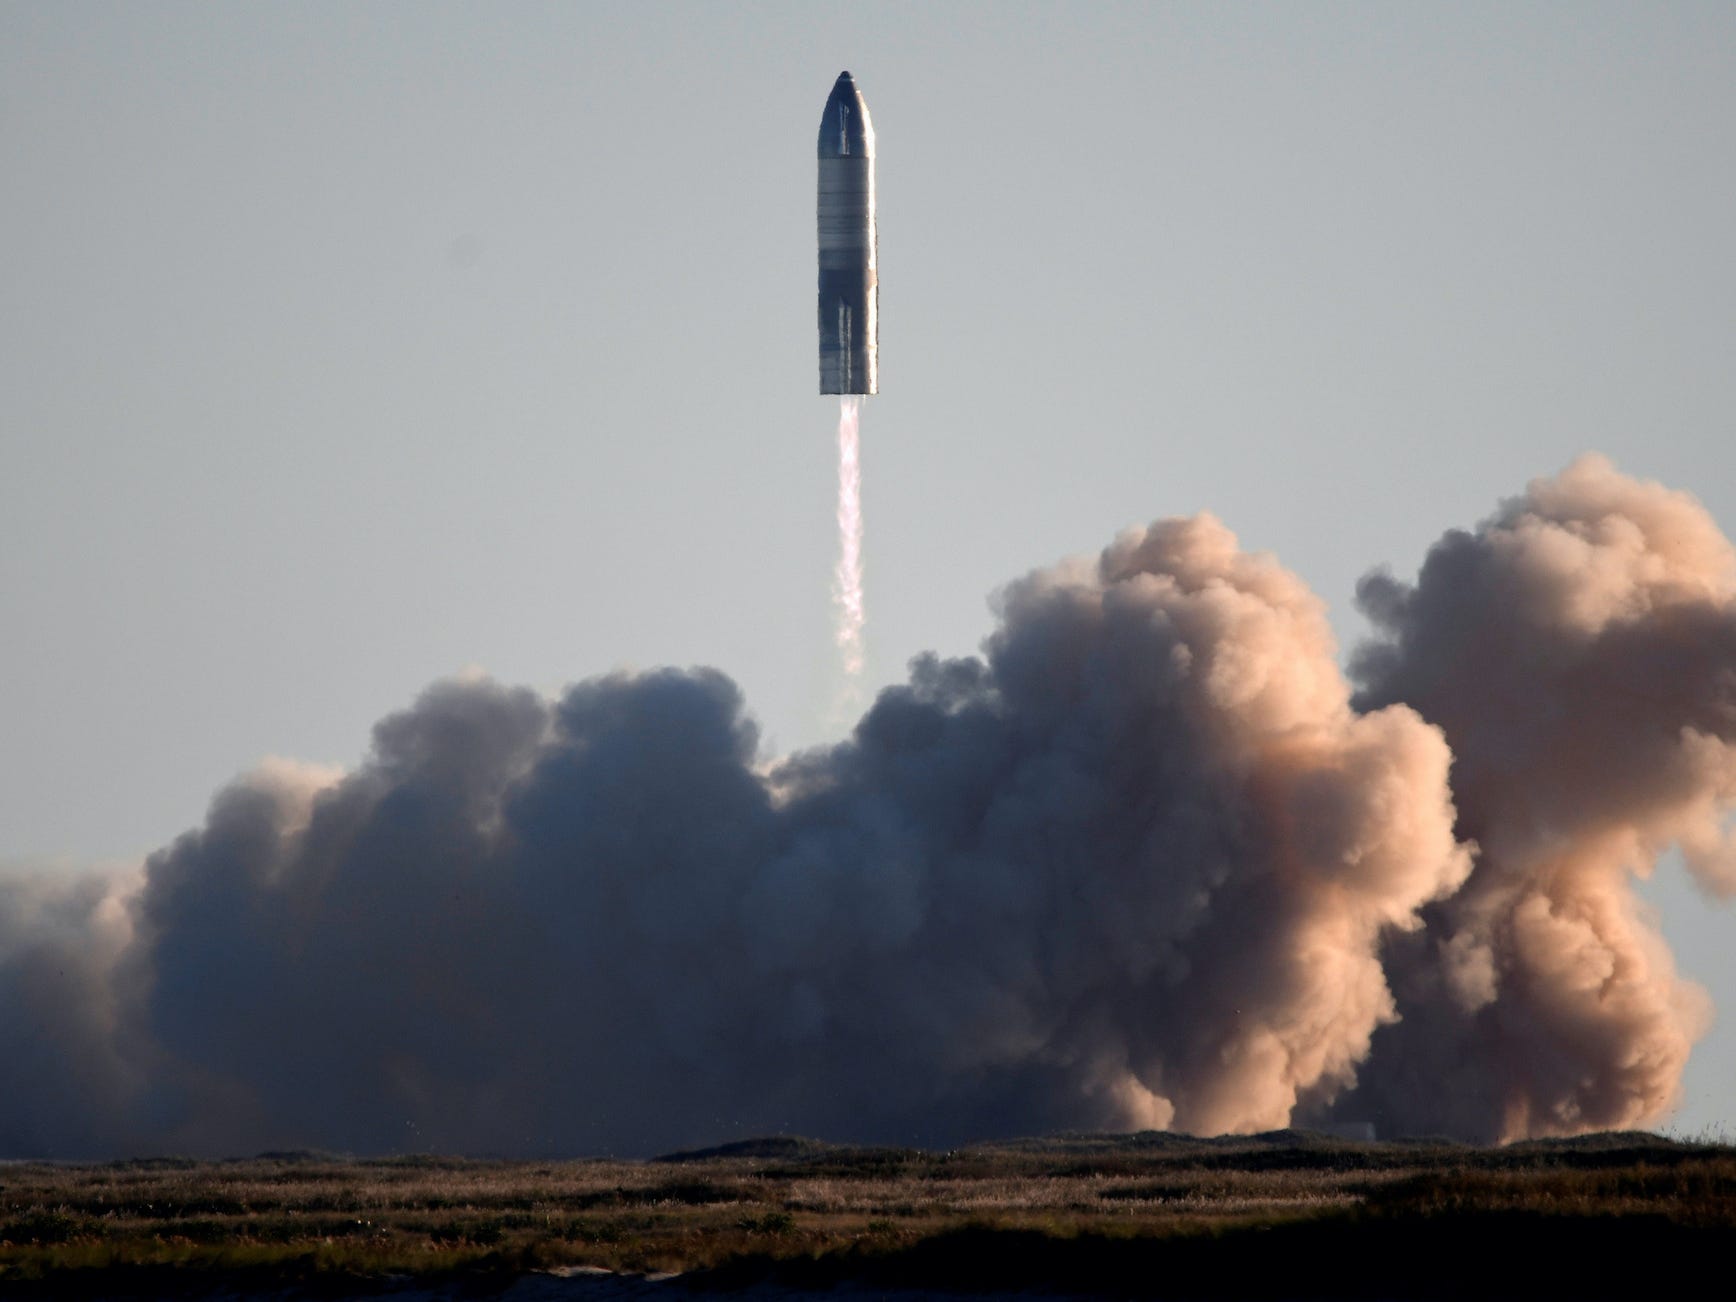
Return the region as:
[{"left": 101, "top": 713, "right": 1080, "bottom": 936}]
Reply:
[
  {"left": 0, "top": 510, "right": 1476, "bottom": 1156},
  {"left": 1039, "top": 516, "right": 1474, "bottom": 1133},
  {"left": 4, "top": 456, "right": 1734, "bottom": 1154},
  {"left": 1345, "top": 454, "right": 1736, "bottom": 1139}
]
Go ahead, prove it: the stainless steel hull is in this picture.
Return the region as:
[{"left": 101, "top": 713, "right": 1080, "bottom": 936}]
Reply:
[{"left": 818, "top": 72, "right": 876, "bottom": 395}]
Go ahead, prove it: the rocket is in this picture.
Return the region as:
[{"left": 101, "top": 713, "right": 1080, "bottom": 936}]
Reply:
[{"left": 818, "top": 71, "right": 877, "bottom": 394}]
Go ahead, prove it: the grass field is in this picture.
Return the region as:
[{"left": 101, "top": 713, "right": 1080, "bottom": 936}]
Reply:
[{"left": 2, "top": 1130, "right": 1733, "bottom": 1297}]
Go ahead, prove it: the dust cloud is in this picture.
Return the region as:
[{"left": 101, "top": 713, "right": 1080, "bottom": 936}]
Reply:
[{"left": 2, "top": 457, "right": 1731, "bottom": 1156}]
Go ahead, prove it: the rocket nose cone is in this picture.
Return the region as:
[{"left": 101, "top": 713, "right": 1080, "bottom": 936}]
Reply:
[{"left": 818, "top": 71, "right": 873, "bottom": 158}]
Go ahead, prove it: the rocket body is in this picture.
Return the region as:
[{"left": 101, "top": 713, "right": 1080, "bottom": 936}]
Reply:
[{"left": 818, "top": 72, "right": 877, "bottom": 395}]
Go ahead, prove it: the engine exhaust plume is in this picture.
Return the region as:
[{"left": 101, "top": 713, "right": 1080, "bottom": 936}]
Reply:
[{"left": 833, "top": 395, "right": 866, "bottom": 684}]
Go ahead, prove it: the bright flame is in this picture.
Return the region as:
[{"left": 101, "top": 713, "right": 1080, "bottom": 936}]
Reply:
[{"left": 834, "top": 396, "right": 865, "bottom": 683}]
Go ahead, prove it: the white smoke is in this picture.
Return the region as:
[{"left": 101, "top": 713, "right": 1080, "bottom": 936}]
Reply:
[{"left": 833, "top": 395, "right": 866, "bottom": 688}]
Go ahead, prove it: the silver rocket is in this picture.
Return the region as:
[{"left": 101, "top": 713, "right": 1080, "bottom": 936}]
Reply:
[{"left": 817, "top": 71, "right": 877, "bottom": 395}]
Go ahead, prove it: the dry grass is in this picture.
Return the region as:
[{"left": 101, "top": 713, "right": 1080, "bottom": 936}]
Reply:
[{"left": 1, "top": 1131, "right": 1733, "bottom": 1296}]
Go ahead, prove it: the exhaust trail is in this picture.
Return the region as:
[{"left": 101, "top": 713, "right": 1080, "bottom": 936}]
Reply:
[{"left": 833, "top": 395, "right": 865, "bottom": 682}]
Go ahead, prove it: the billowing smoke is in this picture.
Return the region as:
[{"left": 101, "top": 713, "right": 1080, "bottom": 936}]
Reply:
[
  {"left": 833, "top": 395, "right": 866, "bottom": 686},
  {"left": 1, "top": 456, "right": 1732, "bottom": 1157},
  {"left": 0, "top": 864, "right": 143, "bottom": 1155},
  {"left": 0, "top": 511, "right": 1470, "bottom": 1157},
  {"left": 1326, "top": 454, "right": 1736, "bottom": 1140}
]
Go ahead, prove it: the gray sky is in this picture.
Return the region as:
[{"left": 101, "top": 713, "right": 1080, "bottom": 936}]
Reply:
[{"left": 4, "top": 1, "right": 1734, "bottom": 1136}]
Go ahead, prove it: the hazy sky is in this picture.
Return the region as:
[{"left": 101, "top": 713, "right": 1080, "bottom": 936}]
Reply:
[{"left": 4, "top": 2, "right": 1734, "bottom": 1135}]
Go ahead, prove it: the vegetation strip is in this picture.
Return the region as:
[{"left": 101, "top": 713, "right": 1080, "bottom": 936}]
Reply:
[{"left": 1, "top": 1131, "right": 1732, "bottom": 1297}]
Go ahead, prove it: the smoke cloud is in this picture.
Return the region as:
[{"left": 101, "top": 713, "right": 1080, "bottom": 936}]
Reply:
[
  {"left": 0, "top": 864, "right": 142, "bottom": 1156},
  {"left": 1, "top": 456, "right": 1732, "bottom": 1157},
  {"left": 1328, "top": 454, "right": 1736, "bottom": 1140}
]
